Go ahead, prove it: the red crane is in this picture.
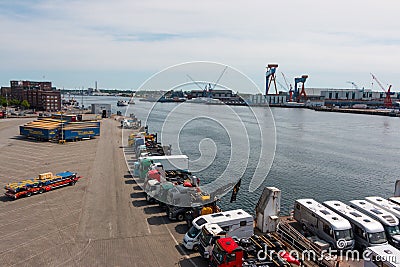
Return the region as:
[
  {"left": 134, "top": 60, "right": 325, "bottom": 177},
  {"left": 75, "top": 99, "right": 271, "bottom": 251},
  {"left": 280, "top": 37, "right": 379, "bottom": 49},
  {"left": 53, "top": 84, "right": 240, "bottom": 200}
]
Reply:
[{"left": 370, "top": 73, "right": 392, "bottom": 108}]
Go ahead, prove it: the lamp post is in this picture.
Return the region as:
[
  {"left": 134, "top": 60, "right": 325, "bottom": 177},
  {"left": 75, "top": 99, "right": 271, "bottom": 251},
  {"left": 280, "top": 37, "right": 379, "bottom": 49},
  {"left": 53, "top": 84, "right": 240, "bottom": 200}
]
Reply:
[{"left": 61, "top": 111, "right": 64, "bottom": 141}]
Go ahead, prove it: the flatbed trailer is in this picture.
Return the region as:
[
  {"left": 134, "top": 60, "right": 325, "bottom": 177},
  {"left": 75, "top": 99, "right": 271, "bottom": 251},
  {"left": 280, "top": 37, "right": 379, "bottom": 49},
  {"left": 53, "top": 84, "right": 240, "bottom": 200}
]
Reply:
[{"left": 4, "top": 171, "right": 81, "bottom": 200}]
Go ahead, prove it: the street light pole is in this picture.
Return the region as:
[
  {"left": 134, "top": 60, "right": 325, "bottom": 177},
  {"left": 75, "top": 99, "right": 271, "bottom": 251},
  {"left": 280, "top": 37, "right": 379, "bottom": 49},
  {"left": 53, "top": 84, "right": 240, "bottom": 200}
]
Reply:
[
  {"left": 5, "top": 93, "right": 8, "bottom": 118},
  {"left": 61, "top": 111, "right": 64, "bottom": 141}
]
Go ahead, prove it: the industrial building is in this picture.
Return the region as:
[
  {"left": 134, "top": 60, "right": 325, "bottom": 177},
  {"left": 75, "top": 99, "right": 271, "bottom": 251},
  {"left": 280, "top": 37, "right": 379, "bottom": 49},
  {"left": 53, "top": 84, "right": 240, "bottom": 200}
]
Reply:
[
  {"left": 91, "top": 103, "right": 111, "bottom": 118},
  {"left": 1, "top": 80, "right": 61, "bottom": 111},
  {"left": 189, "top": 89, "right": 233, "bottom": 100},
  {"left": 247, "top": 94, "right": 287, "bottom": 105}
]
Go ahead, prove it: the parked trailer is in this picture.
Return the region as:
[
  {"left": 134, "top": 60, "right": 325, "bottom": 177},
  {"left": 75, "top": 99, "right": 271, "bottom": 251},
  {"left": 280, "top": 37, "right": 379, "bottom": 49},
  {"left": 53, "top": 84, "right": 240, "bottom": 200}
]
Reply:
[
  {"left": 4, "top": 171, "right": 81, "bottom": 200},
  {"left": 61, "top": 126, "right": 100, "bottom": 140},
  {"left": 19, "top": 125, "right": 59, "bottom": 140},
  {"left": 19, "top": 119, "right": 100, "bottom": 141},
  {"left": 294, "top": 198, "right": 355, "bottom": 250}
]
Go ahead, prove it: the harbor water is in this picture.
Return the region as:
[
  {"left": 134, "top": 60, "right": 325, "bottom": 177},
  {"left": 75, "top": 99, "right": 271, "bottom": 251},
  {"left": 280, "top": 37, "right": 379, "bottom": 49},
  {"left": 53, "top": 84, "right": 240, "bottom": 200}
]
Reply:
[{"left": 84, "top": 95, "right": 400, "bottom": 215}]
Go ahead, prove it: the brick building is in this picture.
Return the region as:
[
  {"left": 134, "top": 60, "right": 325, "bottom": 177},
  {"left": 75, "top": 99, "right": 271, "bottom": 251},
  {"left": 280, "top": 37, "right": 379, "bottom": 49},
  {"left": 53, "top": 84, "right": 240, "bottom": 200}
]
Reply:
[
  {"left": 0, "top": 87, "right": 11, "bottom": 98},
  {"left": 6, "top": 80, "right": 61, "bottom": 111}
]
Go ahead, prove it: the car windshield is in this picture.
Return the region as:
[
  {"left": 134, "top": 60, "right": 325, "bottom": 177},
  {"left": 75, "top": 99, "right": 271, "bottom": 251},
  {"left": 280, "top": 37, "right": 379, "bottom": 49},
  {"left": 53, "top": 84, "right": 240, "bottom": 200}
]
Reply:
[
  {"left": 368, "top": 231, "right": 387, "bottom": 244},
  {"left": 335, "top": 229, "right": 353, "bottom": 241},
  {"left": 187, "top": 226, "right": 200, "bottom": 238},
  {"left": 386, "top": 225, "right": 400, "bottom": 236}
]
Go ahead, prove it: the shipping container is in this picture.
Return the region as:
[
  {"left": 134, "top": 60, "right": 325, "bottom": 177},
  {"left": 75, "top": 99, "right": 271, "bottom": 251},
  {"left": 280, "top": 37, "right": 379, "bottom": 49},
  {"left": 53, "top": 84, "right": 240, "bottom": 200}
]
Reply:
[
  {"left": 19, "top": 126, "right": 58, "bottom": 140},
  {"left": 20, "top": 118, "right": 100, "bottom": 141},
  {"left": 61, "top": 126, "right": 100, "bottom": 140}
]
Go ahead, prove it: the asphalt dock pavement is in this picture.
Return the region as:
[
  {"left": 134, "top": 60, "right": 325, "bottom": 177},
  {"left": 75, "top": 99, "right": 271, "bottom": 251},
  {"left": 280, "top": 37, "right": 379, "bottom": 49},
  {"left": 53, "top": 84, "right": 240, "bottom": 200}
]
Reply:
[{"left": 0, "top": 118, "right": 204, "bottom": 267}]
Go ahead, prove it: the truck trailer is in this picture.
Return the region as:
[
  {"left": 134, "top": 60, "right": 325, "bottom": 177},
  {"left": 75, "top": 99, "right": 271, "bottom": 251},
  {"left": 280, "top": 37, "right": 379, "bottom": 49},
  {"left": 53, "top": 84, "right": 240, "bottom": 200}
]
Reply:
[{"left": 4, "top": 171, "right": 81, "bottom": 199}]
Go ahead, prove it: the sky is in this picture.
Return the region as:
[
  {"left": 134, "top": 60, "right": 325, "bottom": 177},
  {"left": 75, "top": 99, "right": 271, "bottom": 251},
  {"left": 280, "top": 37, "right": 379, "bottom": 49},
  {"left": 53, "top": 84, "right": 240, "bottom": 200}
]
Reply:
[{"left": 0, "top": 0, "right": 399, "bottom": 93}]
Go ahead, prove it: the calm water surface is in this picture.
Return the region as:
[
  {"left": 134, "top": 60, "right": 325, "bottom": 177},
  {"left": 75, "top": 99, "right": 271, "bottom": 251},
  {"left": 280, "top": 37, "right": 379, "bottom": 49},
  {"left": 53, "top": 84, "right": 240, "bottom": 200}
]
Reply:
[{"left": 84, "top": 96, "right": 400, "bottom": 215}]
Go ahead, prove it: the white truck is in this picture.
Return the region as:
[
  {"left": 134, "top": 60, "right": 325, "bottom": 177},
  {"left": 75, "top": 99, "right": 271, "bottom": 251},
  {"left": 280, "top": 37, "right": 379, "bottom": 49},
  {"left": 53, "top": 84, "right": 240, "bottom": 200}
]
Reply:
[
  {"left": 294, "top": 198, "right": 355, "bottom": 250},
  {"left": 182, "top": 209, "right": 253, "bottom": 250}
]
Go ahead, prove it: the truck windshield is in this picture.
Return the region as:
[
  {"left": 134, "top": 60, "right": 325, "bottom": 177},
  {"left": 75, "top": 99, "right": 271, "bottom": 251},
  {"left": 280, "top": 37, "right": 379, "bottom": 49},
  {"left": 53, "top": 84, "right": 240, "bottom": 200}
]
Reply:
[
  {"left": 187, "top": 226, "right": 201, "bottom": 238},
  {"left": 386, "top": 225, "right": 400, "bottom": 236},
  {"left": 368, "top": 231, "right": 387, "bottom": 245},
  {"left": 335, "top": 229, "right": 353, "bottom": 241},
  {"left": 212, "top": 243, "right": 225, "bottom": 264}
]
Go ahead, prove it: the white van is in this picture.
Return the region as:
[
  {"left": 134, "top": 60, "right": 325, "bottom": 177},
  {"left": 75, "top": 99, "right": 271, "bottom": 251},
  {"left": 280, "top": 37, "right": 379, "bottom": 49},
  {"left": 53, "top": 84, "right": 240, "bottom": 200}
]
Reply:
[
  {"left": 182, "top": 209, "right": 253, "bottom": 250},
  {"left": 294, "top": 199, "right": 355, "bottom": 250},
  {"left": 324, "top": 200, "right": 387, "bottom": 250},
  {"left": 350, "top": 199, "right": 400, "bottom": 249}
]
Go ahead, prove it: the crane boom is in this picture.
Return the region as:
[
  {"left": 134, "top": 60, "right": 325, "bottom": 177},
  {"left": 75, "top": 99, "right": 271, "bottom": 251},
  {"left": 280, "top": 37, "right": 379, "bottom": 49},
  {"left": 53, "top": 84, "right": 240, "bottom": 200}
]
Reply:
[
  {"left": 370, "top": 73, "right": 387, "bottom": 92},
  {"left": 370, "top": 73, "right": 392, "bottom": 108},
  {"left": 346, "top": 81, "right": 359, "bottom": 90},
  {"left": 281, "top": 72, "right": 291, "bottom": 91}
]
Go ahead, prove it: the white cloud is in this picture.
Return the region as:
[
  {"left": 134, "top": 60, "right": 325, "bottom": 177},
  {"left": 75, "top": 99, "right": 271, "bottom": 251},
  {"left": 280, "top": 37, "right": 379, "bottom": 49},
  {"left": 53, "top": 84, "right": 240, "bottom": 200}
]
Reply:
[{"left": 0, "top": 0, "right": 399, "bottom": 90}]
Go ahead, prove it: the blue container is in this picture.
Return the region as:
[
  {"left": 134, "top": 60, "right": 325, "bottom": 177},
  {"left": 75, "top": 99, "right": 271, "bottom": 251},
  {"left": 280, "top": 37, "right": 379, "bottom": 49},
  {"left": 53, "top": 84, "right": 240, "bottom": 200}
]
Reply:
[
  {"left": 56, "top": 171, "right": 76, "bottom": 179},
  {"left": 62, "top": 126, "right": 100, "bottom": 140},
  {"left": 19, "top": 126, "right": 58, "bottom": 140}
]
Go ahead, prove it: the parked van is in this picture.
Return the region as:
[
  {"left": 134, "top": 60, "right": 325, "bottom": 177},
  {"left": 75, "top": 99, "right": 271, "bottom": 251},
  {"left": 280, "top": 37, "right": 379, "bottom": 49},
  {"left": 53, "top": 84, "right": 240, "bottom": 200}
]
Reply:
[
  {"left": 324, "top": 200, "right": 387, "bottom": 250},
  {"left": 182, "top": 209, "right": 253, "bottom": 250},
  {"left": 350, "top": 199, "right": 400, "bottom": 249},
  {"left": 294, "top": 199, "right": 355, "bottom": 250}
]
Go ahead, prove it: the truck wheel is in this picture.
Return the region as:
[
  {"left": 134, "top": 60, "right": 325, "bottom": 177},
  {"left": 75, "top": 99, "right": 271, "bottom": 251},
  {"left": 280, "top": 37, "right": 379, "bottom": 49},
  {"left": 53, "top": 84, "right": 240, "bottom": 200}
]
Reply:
[
  {"left": 70, "top": 181, "right": 76, "bottom": 186},
  {"left": 39, "top": 188, "right": 44, "bottom": 194},
  {"left": 26, "top": 192, "right": 32, "bottom": 197},
  {"left": 146, "top": 194, "right": 153, "bottom": 203},
  {"left": 177, "top": 213, "right": 184, "bottom": 221}
]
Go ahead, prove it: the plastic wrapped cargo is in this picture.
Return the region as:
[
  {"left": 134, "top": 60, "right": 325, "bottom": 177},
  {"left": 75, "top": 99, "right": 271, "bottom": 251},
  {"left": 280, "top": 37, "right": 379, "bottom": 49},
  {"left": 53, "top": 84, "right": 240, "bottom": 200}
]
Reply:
[{"left": 133, "top": 162, "right": 140, "bottom": 177}]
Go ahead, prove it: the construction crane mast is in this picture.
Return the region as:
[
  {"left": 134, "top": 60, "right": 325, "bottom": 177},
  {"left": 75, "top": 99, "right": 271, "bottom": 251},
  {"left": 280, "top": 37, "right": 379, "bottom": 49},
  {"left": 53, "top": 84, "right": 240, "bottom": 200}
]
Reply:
[
  {"left": 265, "top": 64, "right": 279, "bottom": 95},
  {"left": 294, "top": 75, "right": 308, "bottom": 102},
  {"left": 370, "top": 73, "right": 392, "bottom": 108}
]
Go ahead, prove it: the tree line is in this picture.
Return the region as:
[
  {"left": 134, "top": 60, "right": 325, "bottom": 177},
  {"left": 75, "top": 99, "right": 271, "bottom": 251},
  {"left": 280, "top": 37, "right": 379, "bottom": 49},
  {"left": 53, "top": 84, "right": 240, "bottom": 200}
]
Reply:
[{"left": 0, "top": 96, "right": 30, "bottom": 109}]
